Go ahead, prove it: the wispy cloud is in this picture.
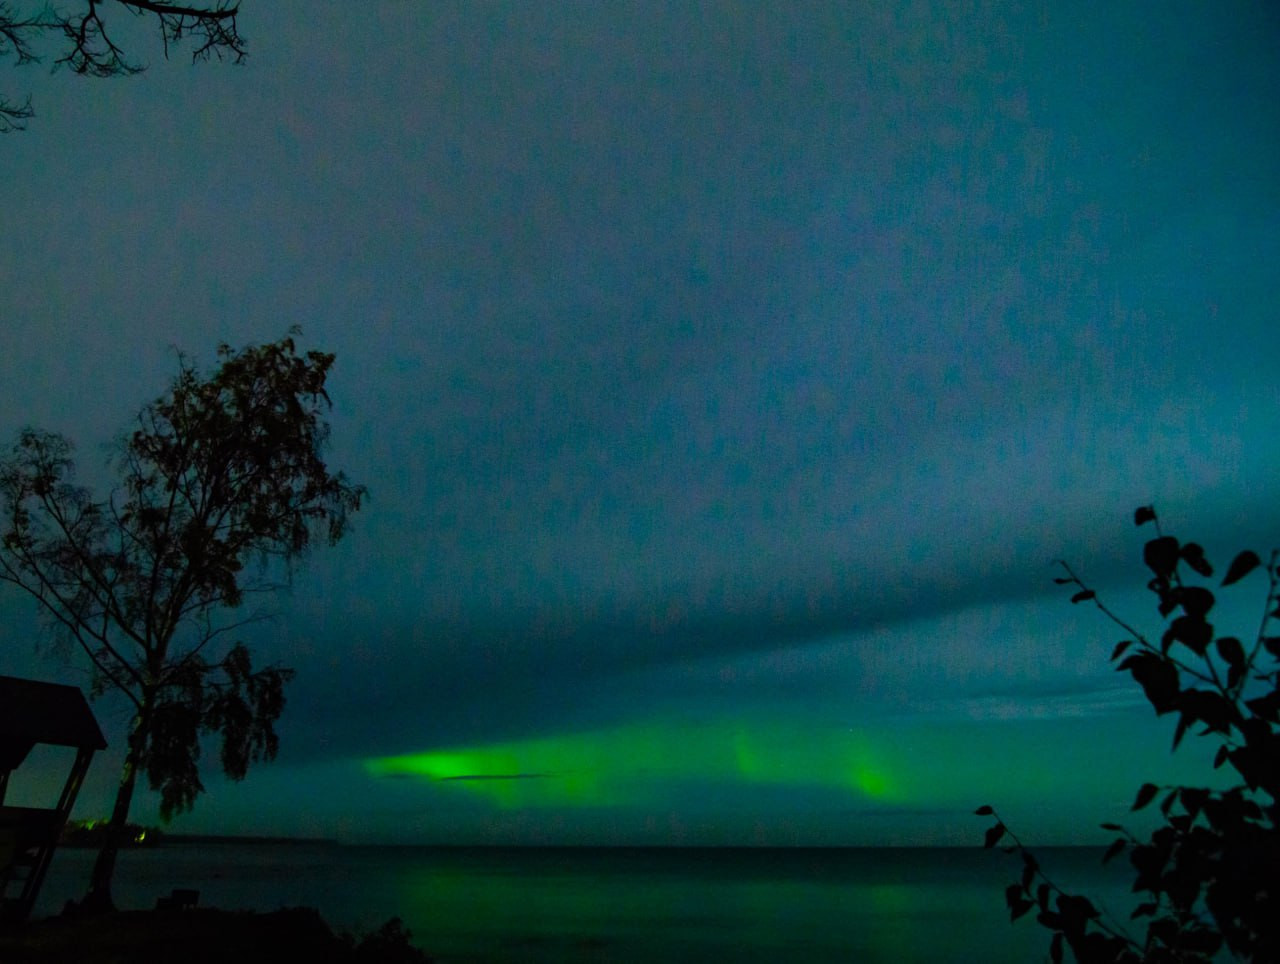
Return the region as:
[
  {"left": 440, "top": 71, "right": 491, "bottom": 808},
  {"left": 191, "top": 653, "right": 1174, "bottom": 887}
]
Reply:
[{"left": 914, "top": 685, "right": 1146, "bottom": 722}]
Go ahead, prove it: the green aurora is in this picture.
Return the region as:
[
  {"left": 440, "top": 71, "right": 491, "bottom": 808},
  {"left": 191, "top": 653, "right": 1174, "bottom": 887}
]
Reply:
[
  {"left": 346, "top": 695, "right": 1241, "bottom": 847},
  {"left": 366, "top": 719, "right": 899, "bottom": 810},
  {"left": 361, "top": 710, "right": 1207, "bottom": 828}
]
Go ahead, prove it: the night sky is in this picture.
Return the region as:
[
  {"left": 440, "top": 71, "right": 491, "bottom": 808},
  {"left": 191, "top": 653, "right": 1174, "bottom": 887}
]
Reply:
[{"left": 1, "top": 2, "right": 1278, "bottom": 846}]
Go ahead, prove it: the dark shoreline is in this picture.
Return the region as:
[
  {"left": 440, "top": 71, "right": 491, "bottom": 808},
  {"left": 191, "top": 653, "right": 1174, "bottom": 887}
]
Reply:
[
  {"left": 154, "top": 833, "right": 341, "bottom": 847},
  {"left": 58, "top": 832, "right": 341, "bottom": 849},
  {"left": 65, "top": 836, "right": 1112, "bottom": 850},
  {"left": 0, "top": 907, "right": 431, "bottom": 963}
]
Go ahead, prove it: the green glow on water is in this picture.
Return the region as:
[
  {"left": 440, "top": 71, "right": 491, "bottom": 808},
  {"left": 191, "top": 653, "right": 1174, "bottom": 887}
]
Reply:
[{"left": 365, "top": 719, "right": 902, "bottom": 808}]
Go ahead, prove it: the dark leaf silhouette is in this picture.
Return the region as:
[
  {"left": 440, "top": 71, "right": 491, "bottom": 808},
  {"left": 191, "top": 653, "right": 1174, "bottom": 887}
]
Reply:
[
  {"left": 1102, "top": 839, "right": 1126, "bottom": 864},
  {"left": 1244, "top": 690, "right": 1280, "bottom": 723},
  {"left": 1132, "top": 783, "right": 1159, "bottom": 811},
  {"left": 1178, "top": 586, "right": 1215, "bottom": 619},
  {"left": 1213, "top": 634, "right": 1244, "bottom": 686},
  {"left": 1222, "top": 550, "right": 1261, "bottom": 587},
  {"left": 1123, "top": 652, "right": 1180, "bottom": 714},
  {"left": 1162, "top": 615, "right": 1213, "bottom": 656},
  {"left": 1179, "top": 542, "right": 1213, "bottom": 577},
  {"left": 1057, "top": 894, "right": 1099, "bottom": 921},
  {"left": 1179, "top": 787, "right": 1208, "bottom": 818},
  {"left": 1006, "top": 883, "right": 1032, "bottom": 921},
  {"left": 1216, "top": 636, "right": 1245, "bottom": 670},
  {"left": 1143, "top": 536, "right": 1180, "bottom": 578},
  {"left": 1020, "top": 851, "right": 1038, "bottom": 891},
  {"left": 1172, "top": 712, "right": 1191, "bottom": 750},
  {"left": 1072, "top": 589, "right": 1096, "bottom": 604},
  {"left": 1134, "top": 505, "right": 1156, "bottom": 526}
]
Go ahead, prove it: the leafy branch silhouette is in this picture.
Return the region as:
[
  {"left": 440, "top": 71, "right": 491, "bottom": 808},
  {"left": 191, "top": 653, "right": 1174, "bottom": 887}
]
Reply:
[{"left": 978, "top": 506, "right": 1279, "bottom": 963}]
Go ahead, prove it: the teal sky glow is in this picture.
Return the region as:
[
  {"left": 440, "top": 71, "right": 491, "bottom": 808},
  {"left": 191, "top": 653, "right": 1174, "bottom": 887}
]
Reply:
[{"left": 1, "top": 1, "right": 1277, "bottom": 846}]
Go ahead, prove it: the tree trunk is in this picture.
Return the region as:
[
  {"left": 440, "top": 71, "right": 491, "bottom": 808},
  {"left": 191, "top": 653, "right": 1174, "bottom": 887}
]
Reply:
[{"left": 83, "top": 702, "right": 150, "bottom": 912}]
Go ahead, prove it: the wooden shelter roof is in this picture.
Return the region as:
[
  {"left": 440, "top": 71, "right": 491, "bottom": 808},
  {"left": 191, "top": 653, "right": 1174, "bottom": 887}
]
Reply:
[{"left": 0, "top": 675, "right": 107, "bottom": 755}]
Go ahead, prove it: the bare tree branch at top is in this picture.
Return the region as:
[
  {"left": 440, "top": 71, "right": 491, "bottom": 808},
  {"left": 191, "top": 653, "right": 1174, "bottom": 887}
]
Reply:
[{"left": 1, "top": 0, "right": 244, "bottom": 132}]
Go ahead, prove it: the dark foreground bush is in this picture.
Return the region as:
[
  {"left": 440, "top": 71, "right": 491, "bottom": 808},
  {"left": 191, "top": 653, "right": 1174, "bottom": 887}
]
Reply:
[
  {"left": 979, "top": 507, "right": 1279, "bottom": 963},
  {"left": 347, "top": 915, "right": 433, "bottom": 964}
]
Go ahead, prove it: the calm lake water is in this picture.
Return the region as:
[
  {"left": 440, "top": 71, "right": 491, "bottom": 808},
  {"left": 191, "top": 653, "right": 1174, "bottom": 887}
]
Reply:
[{"left": 35, "top": 844, "right": 1135, "bottom": 962}]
